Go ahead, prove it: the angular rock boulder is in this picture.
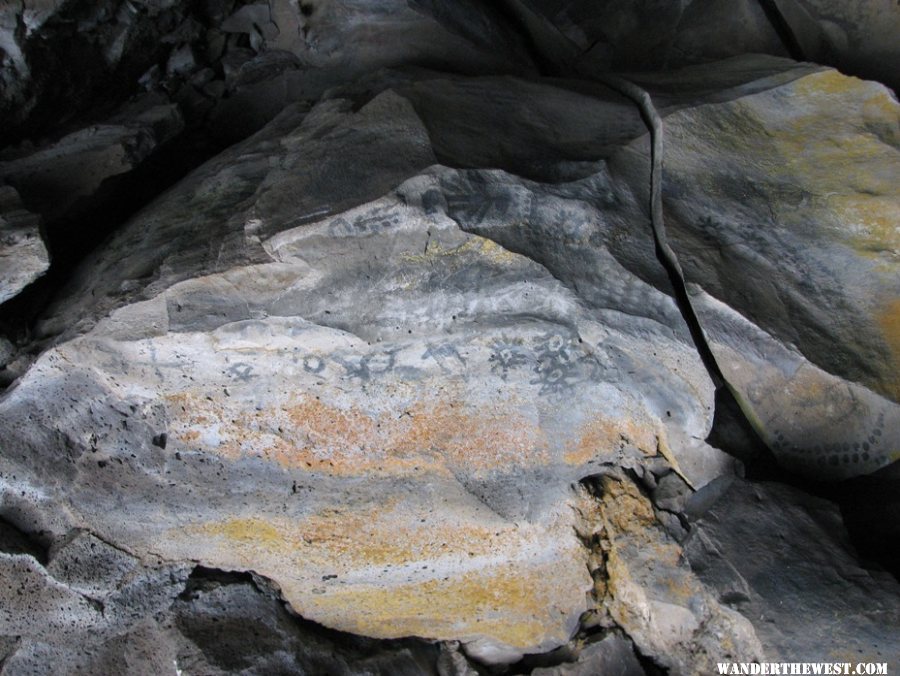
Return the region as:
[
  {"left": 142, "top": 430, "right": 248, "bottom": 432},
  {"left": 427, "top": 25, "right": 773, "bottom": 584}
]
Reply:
[
  {"left": 614, "top": 64, "right": 900, "bottom": 479},
  {"left": 3, "top": 86, "right": 725, "bottom": 662},
  {"left": 0, "top": 185, "right": 48, "bottom": 304},
  {"left": 685, "top": 478, "right": 900, "bottom": 664}
]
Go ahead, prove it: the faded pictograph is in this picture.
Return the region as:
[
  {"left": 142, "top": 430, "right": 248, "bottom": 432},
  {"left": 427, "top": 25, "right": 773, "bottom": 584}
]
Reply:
[
  {"left": 328, "top": 205, "right": 402, "bottom": 238},
  {"left": 531, "top": 333, "right": 599, "bottom": 400},
  {"left": 225, "top": 361, "right": 256, "bottom": 382},
  {"left": 301, "top": 355, "right": 327, "bottom": 374},
  {"left": 421, "top": 343, "right": 467, "bottom": 374},
  {"left": 488, "top": 336, "right": 529, "bottom": 380},
  {"left": 211, "top": 322, "right": 626, "bottom": 402},
  {"left": 770, "top": 409, "right": 888, "bottom": 472},
  {"left": 487, "top": 332, "right": 606, "bottom": 400},
  {"left": 439, "top": 172, "right": 524, "bottom": 227},
  {"left": 333, "top": 350, "right": 397, "bottom": 382}
]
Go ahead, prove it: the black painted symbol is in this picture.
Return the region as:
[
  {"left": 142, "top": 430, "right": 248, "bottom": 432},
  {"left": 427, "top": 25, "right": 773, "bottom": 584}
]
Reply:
[
  {"left": 488, "top": 338, "right": 529, "bottom": 380},
  {"left": 530, "top": 333, "right": 596, "bottom": 399},
  {"left": 226, "top": 362, "right": 255, "bottom": 382},
  {"left": 422, "top": 344, "right": 467, "bottom": 374},
  {"left": 303, "top": 355, "right": 326, "bottom": 374},
  {"left": 335, "top": 351, "right": 397, "bottom": 381}
]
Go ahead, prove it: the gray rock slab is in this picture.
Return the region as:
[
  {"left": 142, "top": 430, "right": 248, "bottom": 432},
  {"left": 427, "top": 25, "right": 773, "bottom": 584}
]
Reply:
[
  {"left": 608, "top": 63, "right": 900, "bottom": 479},
  {"left": 0, "top": 185, "right": 47, "bottom": 304},
  {"left": 0, "top": 99, "right": 183, "bottom": 222},
  {"left": 685, "top": 478, "right": 900, "bottom": 664}
]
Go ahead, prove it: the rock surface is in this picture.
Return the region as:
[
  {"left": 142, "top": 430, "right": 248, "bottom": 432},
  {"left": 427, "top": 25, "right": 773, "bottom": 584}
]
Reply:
[
  {"left": 0, "top": 186, "right": 48, "bottom": 305},
  {"left": 0, "top": 97, "right": 184, "bottom": 222},
  {"left": 618, "top": 64, "right": 900, "bottom": 479},
  {"left": 1, "top": 2, "right": 899, "bottom": 674},
  {"left": 685, "top": 477, "right": 900, "bottom": 664}
]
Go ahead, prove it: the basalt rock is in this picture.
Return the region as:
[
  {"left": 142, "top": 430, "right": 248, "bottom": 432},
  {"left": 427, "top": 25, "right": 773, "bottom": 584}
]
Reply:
[
  {"left": 0, "top": 186, "right": 48, "bottom": 305},
  {"left": 684, "top": 477, "right": 900, "bottom": 664},
  {"left": 1, "top": 4, "right": 899, "bottom": 674},
  {"left": 0, "top": 96, "right": 184, "bottom": 222}
]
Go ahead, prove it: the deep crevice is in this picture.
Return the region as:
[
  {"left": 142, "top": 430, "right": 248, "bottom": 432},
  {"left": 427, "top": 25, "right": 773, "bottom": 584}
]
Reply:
[
  {"left": 0, "top": 514, "right": 50, "bottom": 564},
  {"left": 0, "top": 128, "right": 227, "bottom": 346},
  {"left": 755, "top": 0, "right": 807, "bottom": 62}
]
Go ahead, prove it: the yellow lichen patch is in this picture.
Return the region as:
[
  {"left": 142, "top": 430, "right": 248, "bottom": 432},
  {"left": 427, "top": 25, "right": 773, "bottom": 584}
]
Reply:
[
  {"left": 293, "top": 560, "right": 584, "bottom": 649},
  {"left": 597, "top": 476, "right": 656, "bottom": 534},
  {"left": 474, "top": 236, "right": 523, "bottom": 265},
  {"left": 792, "top": 69, "right": 867, "bottom": 100},
  {"left": 562, "top": 415, "right": 657, "bottom": 465},
  {"left": 186, "top": 503, "right": 534, "bottom": 570},
  {"left": 598, "top": 477, "right": 696, "bottom": 603},
  {"left": 877, "top": 299, "right": 900, "bottom": 401},
  {"left": 205, "top": 517, "right": 285, "bottom": 551},
  {"left": 399, "top": 233, "right": 520, "bottom": 267},
  {"left": 828, "top": 194, "right": 900, "bottom": 259},
  {"left": 168, "top": 504, "right": 590, "bottom": 651},
  {"left": 755, "top": 70, "right": 900, "bottom": 261},
  {"left": 790, "top": 68, "right": 900, "bottom": 125}
]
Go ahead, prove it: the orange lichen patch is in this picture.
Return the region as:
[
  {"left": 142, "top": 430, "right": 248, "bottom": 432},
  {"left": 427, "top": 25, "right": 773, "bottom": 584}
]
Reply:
[
  {"left": 165, "top": 390, "right": 554, "bottom": 477},
  {"left": 877, "top": 299, "right": 900, "bottom": 401},
  {"left": 186, "top": 505, "right": 532, "bottom": 570},
  {"left": 562, "top": 415, "right": 657, "bottom": 465},
  {"left": 383, "top": 399, "right": 550, "bottom": 472},
  {"left": 292, "top": 559, "right": 585, "bottom": 649}
]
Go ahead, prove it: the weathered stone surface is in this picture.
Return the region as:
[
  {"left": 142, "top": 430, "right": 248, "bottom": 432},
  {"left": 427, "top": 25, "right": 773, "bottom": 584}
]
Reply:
[
  {"left": 578, "top": 476, "right": 764, "bottom": 674},
  {"left": 0, "top": 543, "right": 450, "bottom": 675},
  {"left": 3, "top": 74, "right": 729, "bottom": 662},
  {"left": 0, "top": 186, "right": 48, "bottom": 304},
  {"left": 1, "top": 30, "right": 899, "bottom": 674},
  {"left": 613, "top": 66, "right": 900, "bottom": 479},
  {"left": 490, "top": 0, "right": 900, "bottom": 91},
  {"left": 0, "top": 97, "right": 184, "bottom": 222},
  {"left": 258, "top": 0, "right": 527, "bottom": 77},
  {"left": 685, "top": 478, "right": 900, "bottom": 664}
]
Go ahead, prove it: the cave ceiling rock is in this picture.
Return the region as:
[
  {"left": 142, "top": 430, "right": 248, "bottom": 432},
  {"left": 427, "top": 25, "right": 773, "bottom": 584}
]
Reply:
[{"left": 0, "top": 95, "right": 184, "bottom": 223}]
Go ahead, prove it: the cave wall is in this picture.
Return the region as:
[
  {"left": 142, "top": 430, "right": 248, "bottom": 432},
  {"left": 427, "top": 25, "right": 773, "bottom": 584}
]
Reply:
[{"left": 1, "top": 1, "right": 899, "bottom": 674}]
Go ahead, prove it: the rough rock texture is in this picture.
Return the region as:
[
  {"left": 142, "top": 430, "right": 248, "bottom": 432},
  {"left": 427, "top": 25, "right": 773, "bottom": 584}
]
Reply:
[
  {"left": 0, "top": 544, "right": 450, "bottom": 675},
  {"left": 2, "top": 2, "right": 900, "bottom": 674},
  {"left": 576, "top": 476, "right": 765, "bottom": 673},
  {"left": 0, "top": 186, "right": 48, "bottom": 304},
  {"left": 620, "top": 65, "right": 900, "bottom": 479},
  {"left": 685, "top": 477, "right": 900, "bottom": 664},
  {"left": 0, "top": 96, "right": 184, "bottom": 221},
  {"left": 3, "top": 88, "right": 718, "bottom": 661}
]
